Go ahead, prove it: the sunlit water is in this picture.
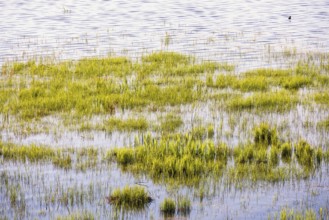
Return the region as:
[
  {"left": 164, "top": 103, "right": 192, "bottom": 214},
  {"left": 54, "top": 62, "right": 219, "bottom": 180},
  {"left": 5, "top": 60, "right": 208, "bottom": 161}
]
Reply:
[
  {"left": 1, "top": 0, "right": 329, "bottom": 69},
  {"left": 1, "top": 1, "right": 329, "bottom": 219}
]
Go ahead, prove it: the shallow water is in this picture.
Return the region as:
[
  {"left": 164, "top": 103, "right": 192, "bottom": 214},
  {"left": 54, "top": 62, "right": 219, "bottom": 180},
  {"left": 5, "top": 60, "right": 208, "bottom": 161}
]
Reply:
[{"left": 1, "top": 1, "right": 329, "bottom": 219}]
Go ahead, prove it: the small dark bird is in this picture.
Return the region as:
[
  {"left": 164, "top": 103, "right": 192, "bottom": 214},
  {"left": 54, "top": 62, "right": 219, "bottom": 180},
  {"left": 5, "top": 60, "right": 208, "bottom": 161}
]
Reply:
[{"left": 288, "top": 16, "right": 291, "bottom": 20}]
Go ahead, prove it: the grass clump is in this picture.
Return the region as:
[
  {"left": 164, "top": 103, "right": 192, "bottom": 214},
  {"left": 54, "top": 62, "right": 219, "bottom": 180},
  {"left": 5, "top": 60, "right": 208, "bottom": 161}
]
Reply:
[
  {"left": 294, "top": 140, "right": 316, "bottom": 168},
  {"left": 227, "top": 91, "right": 298, "bottom": 112},
  {"left": 108, "top": 125, "right": 325, "bottom": 185},
  {"left": 177, "top": 196, "right": 191, "bottom": 215},
  {"left": 276, "top": 207, "right": 319, "bottom": 220},
  {"left": 317, "top": 118, "right": 329, "bottom": 129},
  {"left": 280, "top": 143, "right": 292, "bottom": 163},
  {"left": 107, "top": 186, "right": 152, "bottom": 210},
  {"left": 52, "top": 154, "right": 72, "bottom": 170},
  {"left": 56, "top": 211, "right": 95, "bottom": 220},
  {"left": 314, "top": 92, "right": 329, "bottom": 106},
  {"left": 159, "top": 113, "right": 183, "bottom": 133},
  {"left": 160, "top": 198, "right": 176, "bottom": 215},
  {"left": 230, "top": 124, "right": 323, "bottom": 183},
  {"left": 253, "top": 123, "right": 278, "bottom": 147},
  {"left": 279, "top": 75, "right": 312, "bottom": 90},
  {"left": 3, "top": 52, "right": 234, "bottom": 120},
  {"left": 108, "top": 134, "right": 229, "bottom": 185},
  {"left": 0, "top": 142, "right": 55, "bottom": 162},
  {"left": 103, "top": 117, "right": 148, "bottom": 132},
  {"left": 111, "top": 148, "right": 135, "bottom": 166}
]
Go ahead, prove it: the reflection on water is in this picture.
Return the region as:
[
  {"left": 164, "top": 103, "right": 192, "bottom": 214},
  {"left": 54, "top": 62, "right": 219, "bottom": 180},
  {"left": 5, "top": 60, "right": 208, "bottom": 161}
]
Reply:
[{"left": 1, "top": 0, "right": 329, "bottom": 69}]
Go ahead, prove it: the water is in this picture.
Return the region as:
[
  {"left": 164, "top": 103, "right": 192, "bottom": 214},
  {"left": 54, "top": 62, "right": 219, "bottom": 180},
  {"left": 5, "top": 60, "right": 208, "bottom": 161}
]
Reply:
[
  {"left": 1, "top": 0, "right": 329, "bottom": 69},
  {"left": 1, "top": 1, "right": 329, "bottom": 219}
]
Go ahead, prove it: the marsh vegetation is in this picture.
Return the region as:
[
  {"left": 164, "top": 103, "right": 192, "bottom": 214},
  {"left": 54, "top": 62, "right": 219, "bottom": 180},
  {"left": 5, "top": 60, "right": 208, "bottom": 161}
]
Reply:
[{"left": 1, "top": 51, "right": 329, "bottom": 219}]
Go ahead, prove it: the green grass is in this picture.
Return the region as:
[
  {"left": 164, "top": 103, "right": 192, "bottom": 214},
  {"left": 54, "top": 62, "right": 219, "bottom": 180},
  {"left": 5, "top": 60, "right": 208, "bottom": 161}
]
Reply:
[
  {"left": 275, "top": 207, "right": 320, "bottom": 220},
  {"left": 56, "top": 211, "right": 95, "bottom": 220},
  {"left": 108, "top": 134, "right": 229, "bottom": 185},
  {"left": 103, "top": 117, "right": 148, "bottom": 132},
  {"left": 253, "top": 122, "right": 278, "bottom": 147},
  {"left": 108, "top": 124, "right": 325, "bottom": 186},
  {"left": 177, "top": 196, "right": 191, "bottom": 215},
  {"left": 1, "top": 51, "right": 328, "bottom": 125},
  {"left": 160, "top": 198, "right": 176, "bottom": 215},
  {"left": 0, "top": 142, "right": 101, "bottom": 171},
  {"left": 159, "top": 113, "right": 183, "bottom": 133},
  {"left": 314, "top": 92, "right": 329, "bottom": 106},
  {"left": 281, "top": 143, "right": 292, "bottom": 163},
  {"left": 0, "top": 142, "right": 56, "bottom": 162},
  {"left": 107, "top": 186, "right": 152, "bottom": 210},
  {"left": 227, "top": 91, "right": 299, "bottom": 112}
]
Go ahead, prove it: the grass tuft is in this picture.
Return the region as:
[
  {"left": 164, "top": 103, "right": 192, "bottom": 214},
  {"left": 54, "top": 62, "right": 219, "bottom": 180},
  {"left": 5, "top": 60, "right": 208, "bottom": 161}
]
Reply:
[{"left": 107, "top": 186, "right": 152, "bottom": 210}]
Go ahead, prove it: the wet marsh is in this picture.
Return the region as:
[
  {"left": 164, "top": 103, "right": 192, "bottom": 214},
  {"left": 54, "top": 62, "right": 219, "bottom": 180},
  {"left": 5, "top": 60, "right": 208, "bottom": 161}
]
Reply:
[{"left": 0, "top": 50, "right": 329, "bottom": 219}]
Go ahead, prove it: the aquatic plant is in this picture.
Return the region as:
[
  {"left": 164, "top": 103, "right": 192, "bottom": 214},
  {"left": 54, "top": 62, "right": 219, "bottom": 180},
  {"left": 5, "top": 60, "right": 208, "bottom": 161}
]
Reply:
[
  {"left": 0, "top": 142, "right": 55, "bottom": 162},
  {"left": 253, "top": 123, "right": 278, "bottom": 147},
  {"left": 56, "top": 211, "right": 95, "bottom": 220},
  {"left": 160, "top": 198, "right": 176, "bottom": 215},
  {"left": 52, "top": 154, "right": 72, "bottom": 170},
  {"left": 317, "top": 118, "right": 329, "bottom": 129},
  {"left": 108, "top": 134, "right": 229, "bottom": 185},
  {"left": 103, "top": 117, "right": 148, "bottom": 132},
  {"left": 107, "top": 186, "right": 152, "bottom": 210},
  {"left": 227, "top": 91, "right": 299, "bottom": 112},
  {"left": 177, "top": 196, "right": 191, "bottom": 215},
  {"left": 280, "top": 142, "right": 292, "bottom": 163},
  {"left": 277, "top": 207, "right": 318, "bottom": 220},
  {"left": 159, "top": 113, "right": 183, "bottom": 133},
  {"left": 295, "top": 140, "right": 315, "bottom": 168}
]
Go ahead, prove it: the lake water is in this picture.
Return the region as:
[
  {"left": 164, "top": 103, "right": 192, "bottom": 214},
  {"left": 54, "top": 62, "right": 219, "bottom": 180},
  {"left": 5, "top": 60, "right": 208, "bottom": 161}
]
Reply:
[
  {"left": 1, "top": 0, "right": 329, "bottom": 69},
  {"left": 1, "top": 1, "right": 329, "bottom": 219}
]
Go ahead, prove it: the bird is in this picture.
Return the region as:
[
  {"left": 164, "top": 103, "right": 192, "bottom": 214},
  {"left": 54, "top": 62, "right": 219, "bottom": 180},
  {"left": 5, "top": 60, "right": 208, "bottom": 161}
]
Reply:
[{"left": 288, "top": 16, "right": 291, "bottom": 20}]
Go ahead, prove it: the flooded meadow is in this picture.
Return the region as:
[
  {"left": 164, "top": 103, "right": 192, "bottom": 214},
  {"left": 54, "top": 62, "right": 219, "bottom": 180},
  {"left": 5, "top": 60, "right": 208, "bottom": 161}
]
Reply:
[{"left": 1, "top": 1, "right": 329, "bottom": 220}]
